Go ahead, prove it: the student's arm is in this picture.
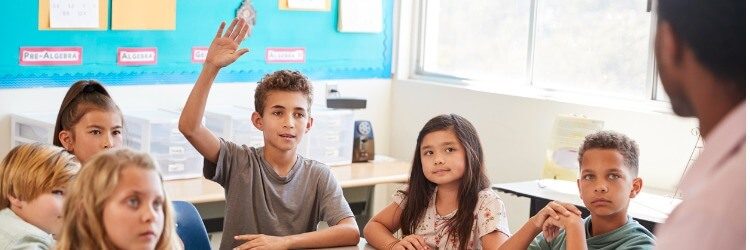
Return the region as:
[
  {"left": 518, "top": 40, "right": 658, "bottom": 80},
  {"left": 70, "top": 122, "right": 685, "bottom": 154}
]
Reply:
[
  {"left": 178, "top": 18, "right": 250, "bottom": 163},
  {"left": 364, "top": 202, "right": 403, "bottom": 249},
  {"left": 499, "top": 201, "right": 582, "bottom": 250},
  {"left": 482, "top": 231, "right": 510, "bottom": 249},
  {"left": 364, "top": 202, "right": 429, "bottom": 250},
  {"left": 500, "top": 219, "right": 545, "bottom": 250},
  {"left": 233, "top": 217, "right": 360, "bottom": 249}
]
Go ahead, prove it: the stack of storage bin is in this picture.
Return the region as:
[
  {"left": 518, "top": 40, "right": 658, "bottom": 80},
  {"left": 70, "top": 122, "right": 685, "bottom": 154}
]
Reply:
[{"left": 124, "top": 109, "right": 203, "bottom": 180}]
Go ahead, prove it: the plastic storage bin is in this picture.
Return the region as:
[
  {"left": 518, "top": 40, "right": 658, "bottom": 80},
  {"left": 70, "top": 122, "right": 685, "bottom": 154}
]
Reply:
[
  {"left": 204, "top": 106, "right": 354, "bottom": 166},
  {"left": 124, "top": 109, "right": 203, "bottom": 180},
  {"left": 10, "top": 113, "right": 57, "bottom": 147},
  {"left": 204, "top": 105, "right": 264, "bottom": 148},
  {"left": 300, "top": 108, "right": 354, "bottom": 166}
]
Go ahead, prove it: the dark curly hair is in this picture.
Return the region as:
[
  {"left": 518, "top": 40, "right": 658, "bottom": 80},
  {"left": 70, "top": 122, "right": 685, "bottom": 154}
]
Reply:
[
  {"left": 253, "top": 70, "right": 313, "bottom": 115},
  {"left": 578, "top": 131, "right": 639, "bottom": 176}
]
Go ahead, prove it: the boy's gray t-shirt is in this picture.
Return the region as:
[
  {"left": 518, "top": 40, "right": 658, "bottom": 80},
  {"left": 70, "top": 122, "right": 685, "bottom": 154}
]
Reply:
[{"left": 204, "top": 138, "right": 354, "bottom": 250}]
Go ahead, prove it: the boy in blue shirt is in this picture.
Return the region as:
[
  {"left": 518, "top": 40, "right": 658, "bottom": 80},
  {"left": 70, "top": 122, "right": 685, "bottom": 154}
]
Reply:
[
  {"left": 502, "top": 131, "right": 655, "bottom": 250},
  {"left": 178, "top": 18, "right": 359, "bottom": 250}
]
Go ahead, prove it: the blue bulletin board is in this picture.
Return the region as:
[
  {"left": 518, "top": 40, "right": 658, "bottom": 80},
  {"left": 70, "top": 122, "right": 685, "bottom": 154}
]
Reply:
[{"left": 0, "top": 0, "right": 392, "bottom": 88}]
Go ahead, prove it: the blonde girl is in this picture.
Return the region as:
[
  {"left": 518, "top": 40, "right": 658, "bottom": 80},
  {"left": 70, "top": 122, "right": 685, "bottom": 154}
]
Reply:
[{"left": 56, "top": 148, "right": 180, "bottom": 250}]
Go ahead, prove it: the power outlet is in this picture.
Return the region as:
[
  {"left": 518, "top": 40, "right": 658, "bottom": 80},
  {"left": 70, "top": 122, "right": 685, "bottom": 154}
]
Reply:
[{"left": 325, "top": 83, "right": 339, "bottom": 98}]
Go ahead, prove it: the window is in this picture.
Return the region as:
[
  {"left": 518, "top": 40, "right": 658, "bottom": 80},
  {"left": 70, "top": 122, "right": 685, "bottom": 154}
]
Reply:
[
  {"left": 419, "top": 0, "right": 531, "bottom": 83},
  {"left": 416, "top": 0, "right": 663, "bottom": 101},
  {"left": 532, "top": 1, "right": 652, "bottom": 98}
]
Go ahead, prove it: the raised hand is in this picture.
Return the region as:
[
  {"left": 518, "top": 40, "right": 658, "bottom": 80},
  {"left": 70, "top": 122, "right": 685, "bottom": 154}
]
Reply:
[{"left": 205, "top": 18, "right": 251, "bottom": 69}]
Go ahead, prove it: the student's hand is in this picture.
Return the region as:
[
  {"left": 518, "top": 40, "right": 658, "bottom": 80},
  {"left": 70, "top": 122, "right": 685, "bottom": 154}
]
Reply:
[
  {"left": 233, "top": 234, "right": 290, "bottom": 250},
  {"left": 392, "top": 235, "right": 431, "bottom": 250},
  {"left": 205, "top": 18, "right": 251, "bottom": 69},
  {"left": 530, "top": 201, "right": 582, "bottom": 229},
  {"left": 542, "top": 211, "right": 583, "bottom": 231},
  {"left": 541, "top": 221, "right": 561, "bottom": 243}
]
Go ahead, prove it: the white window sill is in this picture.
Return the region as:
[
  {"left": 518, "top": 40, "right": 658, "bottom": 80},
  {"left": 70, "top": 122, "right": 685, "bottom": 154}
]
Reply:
[{"left": 402, "top": 75, "right": 676, "bottom": 116}]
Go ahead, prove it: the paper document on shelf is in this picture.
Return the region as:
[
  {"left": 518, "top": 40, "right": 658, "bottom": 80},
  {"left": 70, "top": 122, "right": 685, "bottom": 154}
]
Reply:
[
  {"left": 112, "top": 0, "right": 176, "bottom": 30},
  {"left": 337, "top": 0, "right": 382, "bottom": 33},
  {"left": 542, "top": 114, "right": 604, "bottom": 181},
  {"left": 49, "top": 0, "right": 100, "bottom": 28}
]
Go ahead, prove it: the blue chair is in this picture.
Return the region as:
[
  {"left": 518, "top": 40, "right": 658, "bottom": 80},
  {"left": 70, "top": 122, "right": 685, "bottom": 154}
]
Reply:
[{"left": 173, "top": 200, "right": 212, "bottom": 250}]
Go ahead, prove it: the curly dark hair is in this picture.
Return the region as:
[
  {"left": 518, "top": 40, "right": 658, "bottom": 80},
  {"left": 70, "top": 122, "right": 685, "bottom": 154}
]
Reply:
[
  {"left": 253, "top": 70, "right": 313, "bottom": 115},
  {"left": 578, "top": 131, "right": 639, "bottom": 175}
]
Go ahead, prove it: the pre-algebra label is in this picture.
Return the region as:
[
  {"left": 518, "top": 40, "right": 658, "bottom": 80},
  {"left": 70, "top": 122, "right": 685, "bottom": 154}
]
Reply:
[{"left": 19, "top": 47, "right": 82, "bottom": 66}]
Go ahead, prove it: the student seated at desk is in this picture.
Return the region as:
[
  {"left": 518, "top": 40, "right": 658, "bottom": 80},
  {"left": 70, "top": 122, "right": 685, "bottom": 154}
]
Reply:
[
  {"left": 364, "top": 114, "right": 510, "bottom": 249},
  {"left": 0, "top": 143, "right": 79, "bottom": 249},
  {"left": 178, "top": 18, "right": 359, "bottom": 250},
  {"left": 501, "top": 131, "right": 655, "bottom": 250},
  {"left": 53, "top": 80, "right": 124, "bottom": 164},
  {"left": 56, "top": 148, "right": 180, "bottom": 250}
]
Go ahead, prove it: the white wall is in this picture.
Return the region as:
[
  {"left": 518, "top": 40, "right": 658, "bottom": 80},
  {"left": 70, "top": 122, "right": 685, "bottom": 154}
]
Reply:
[
  {"left": 388, "top": 80, "right": 698, "bottom": 231},
  {"left": 0, "top": 76, "right": 701, "bottom": 233},
  {"left": 0, "top": 78, "right": 392, "bottom": 158}
]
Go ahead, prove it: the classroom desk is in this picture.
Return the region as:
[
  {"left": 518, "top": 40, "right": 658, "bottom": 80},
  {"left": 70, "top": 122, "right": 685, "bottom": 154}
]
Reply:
[
  {"left": 317, "top": 238, "right": 375, "bottom": 250},
  {"left": 492, "top": 179, "right": 682, "bottom": 233},
  {"left": 164, "top": 156, "right": 411, "bottom": 233}
]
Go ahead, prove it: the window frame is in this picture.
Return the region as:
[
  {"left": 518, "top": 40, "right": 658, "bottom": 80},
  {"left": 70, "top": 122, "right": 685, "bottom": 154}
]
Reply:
[{"left": 409, "top": 0, "right": 669, "bottom": 104}]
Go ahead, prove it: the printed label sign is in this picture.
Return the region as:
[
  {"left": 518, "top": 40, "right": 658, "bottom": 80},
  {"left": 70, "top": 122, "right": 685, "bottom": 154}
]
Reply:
[
  {"left": 117, "top": 47, "right": 157, "bottom": 65},
  {"left": 265, "top": 48, "right": 305, "bottom": 63},
  {"left": 19, "top": 47, "right": 82, "bottom": 65},
  {"left": 192, "top": 47, "right": 208, "bottom": 63}
]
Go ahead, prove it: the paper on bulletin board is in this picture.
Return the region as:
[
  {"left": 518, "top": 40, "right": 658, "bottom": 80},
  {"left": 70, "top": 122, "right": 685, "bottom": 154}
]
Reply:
[
  {"left": 542, "top": 114, "right": 604, "bottom": 181},
  {"left": 38, "top": 0, "right": 107, "bottom": 30},
  {"left": 112, "top": 0, "right": 176, "bottom": 30},
  {"left": 279, "top": 0, "right": 330, "bottom": 11},
  {"left": 49, "top": 0, "right": 99, "bottom": 28},
  {"left": 338, "top": 0, "right": 382, "bottom": 33}
]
